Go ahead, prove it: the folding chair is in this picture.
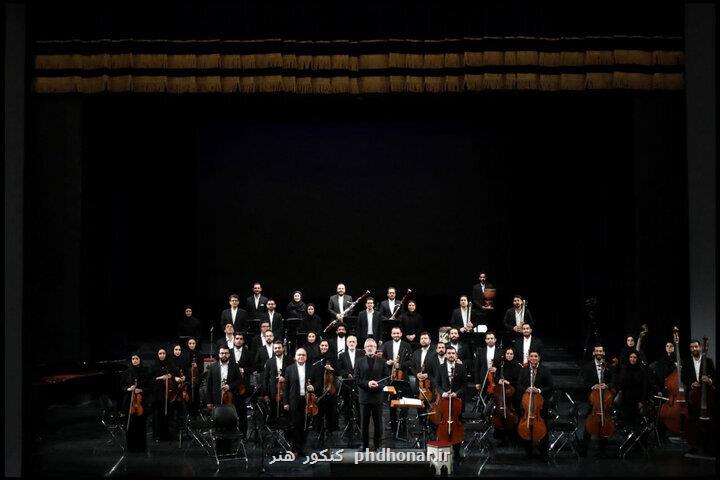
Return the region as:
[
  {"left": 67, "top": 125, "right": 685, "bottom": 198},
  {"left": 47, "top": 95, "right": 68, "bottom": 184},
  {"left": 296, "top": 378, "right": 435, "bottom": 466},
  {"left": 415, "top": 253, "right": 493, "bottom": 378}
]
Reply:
[
  {"left": 208, "top": 405, "right": 248, "bottom": 467},
  {"left": 99, "top": 394, "right": 125, "bottom": 452},
  {"left": 617, "top": 400, "right": 656, "bottom": 459},
  {"left": 461, "top": 401, "right": 495, "bottom": 474},
  {"left": 547, "top": 392, "right": 580, "bottom": 461}
]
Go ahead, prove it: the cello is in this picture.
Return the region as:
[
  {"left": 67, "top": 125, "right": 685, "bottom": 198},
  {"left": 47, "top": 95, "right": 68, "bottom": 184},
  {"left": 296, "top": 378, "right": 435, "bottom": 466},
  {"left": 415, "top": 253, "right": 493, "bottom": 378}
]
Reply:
[
  {"left": 659, "top": 327, "right": 687, "bottom": 433},
  {"left": 517, "top": 365, "right": 547, "bottom": 441},
  {"left": 685, "top": 336, "right": 716, "bottom": 450},
  {"left": 492, "top": 360, "right": 519, "bottom": 431},
  {"left": 584, "top": 360, "right": 614, "bottom": 438},
  {"left": 436, "top": 366, "right": 465, "bottom": 444}
]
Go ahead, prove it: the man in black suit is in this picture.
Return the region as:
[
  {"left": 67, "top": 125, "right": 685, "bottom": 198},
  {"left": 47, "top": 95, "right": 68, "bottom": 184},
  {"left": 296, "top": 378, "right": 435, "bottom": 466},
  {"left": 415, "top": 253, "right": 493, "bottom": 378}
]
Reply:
[
  {"left": 381, "top": 326, "right": 413, "bottom": 433},
  {"left": 379, "top": 287, "right": 401, "bottom": 319},
  {"left": 263, "top": 340, "right": 293, "bottom": 419},
  {"left": 356, "top": 338, "right": 386, "bottom": 451},
  {"left": 259, "top": 299, "right": 284, "bottom": 339},
  {"left": 357, "top": 297, "right": 382, "bottom": 347},
  {"left": 450, "top": 295, "right": 482, "bottom": 334},
  {"left": 474, "top": 331, "right": 504, "bottom": 395},
  {"left": 327, "top": 283, "right": 354, "bottom": 325},
  {"left": 579, "top": 344, "right": 614, "bottom": 457},
  {"left": 428, "top": 342, "right": 447, "bottom": 376},
  {"left": 471, "top": 272, "right": 495, "bottom": 310},
  {"left": 250, "top": 320, "right": 271, "bottom": 358},
  {"left": 229, "top": 332, "right": 252, "bottom": 436},
  {"left": 221, "top": 294, "right": 249, "bottom": 334},
  {"left": 434, "top": 345, "right": 467, "bottom": 458},
  {"left": 512, "top": 323, "right": 544, "bottom": 366},
  {"left": 245, "top": 282, "right": 268, "bottom": 319},
  {"left": 329, "top": 323, "right": 348, "bottom": 357},
  {"left": 253, "top": 329, "right": 275, "bottom": 373},
  {"left": 517, "top": 350, "right": 553, "bottom": 460},
  {"left": 338, "top": 334, "right": 362, "bottom": 425},
  {"left": 681, "top": 339, "right": 716, "bottom": 455},
  {"left": 503, "top": 295, "right": 534, "bottom": 343},
  {"left": 283, "top": 348, "right": 321, "bottom": 455},
  {"left": 446, "top": 327, "right": 473, "bottom": 371},
  {"left": 215, "top": 322, "right": 235, "bottom": 354},
  {"left": 205, "top": 346, "right": 241, "bottom": 410},
  {"left": 410, "top": 332, "right": 437, "bottom": 403}
]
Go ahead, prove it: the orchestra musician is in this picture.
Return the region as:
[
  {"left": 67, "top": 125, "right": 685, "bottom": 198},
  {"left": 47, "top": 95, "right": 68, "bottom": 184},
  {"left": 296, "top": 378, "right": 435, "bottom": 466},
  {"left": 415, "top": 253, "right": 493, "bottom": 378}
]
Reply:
[
  {"left": 263, "top": 340, "right": 293, "bottom": 419},
  {"left": 617, "top": 334, "right": 647, "bottom": 369},
  {"left": 399, "top": 300, "right": 423, "bottom": 344},
  {"left": 329, "top": 323, "right": 348, "bottom": 357},
  {"left": 328, "top": 283, "right": 354, "bottom": 325},
  {"left": 450, "top": 294, "right": 481, "bottom": 334},
  {"left": 615, "top": 350, "right": 650, "bottom": 431},
  {"left": 517, "top": 350, "right": 553, "bottom": 460},
  {"left": 286, "top": 290, "right": 308, "bottom": 321},
  {"left": 300, "top": 303, "right": 322, "bottom": 337},
  {"left": 428, "top": 341, "right": 448, "bottom": 374},
  {"left": 253, "top": 328, "right": 275, "bottom": 373},
  {"left": 410, "top": 332, "right": 437, "bottom": 387},
  {"left": 381, "top": 326, "right": 412, "bottom": 434},
  {"left": 503, "top": 295, "right": 534, "bottom": 342},
  {"left": 230, "top": 332, "right": 252, "bottom": 437},
  {"left": 215, "top": 322, "right": 235, "bottom": 353},
  {"left": 315, "top": 339, "right": 340, "bottom": 435},
  {"left": 356, "top": 338, "right": 386, "bottom": 451},
  {"left": 681, "top": 338, "right": 716, "bottom": 456},
  {"left": 250, "top": 320, "right": 271, "bottom": 358},
  {"left": 169, "top": 343, "right": 189, "bottom": 432},
  {"left": 121, "top": 352, "right": 149, "bottom": 453},
  {"left": 471, "top": 272, "right": 495, "bottom": 311},
  {"left": 182, "top": 337, "right": 202, "bottom": 417},
  {"left": 357, "top": 297, "right": 382, "bottom": 347},
  {"left": 434, "top": 345, "right": 467, "bottom": 458},
  {"left": 579, "top": 344, "right": 614, "bottom": 457},
  {"left": 338, "top": 334, "right": 362, "bottom": 425},
  {"left": 246, "top": 282, "right": 268, "bottom": 319},
  {"left": 446, "top": 327, "right": 473, "bottom": 372},
  {"left": 283, "top": 348, "right": 321, "bottom": 456},
  {"left": 150, "top": 347, "right": 179, "bottom": 442},
  {"left": 379, "top": 287, "right": 401, "bottom": 319},
  {"left": 259, "top": 299, "right": 284, "bottom": 339},
  {"left": 474, "top": 331, "right": 503, "bottom": 395},
  {"left": 495, "top": 347, "right": 523, "bottom": 446},
  {"left": 301, "top": 331, "right": 321, "bottom": 364},
  {"left": 205, "top": 345, "right": 240, "bottom": 410},
  {"left": 512, "top": 324, "right": 544, "bottom": 367},
  {"left": 220, "top": 294, "right": 249, "bottom": 334},
  {"left": 177, "top": 305, "right": 202, "bottom": 345}
]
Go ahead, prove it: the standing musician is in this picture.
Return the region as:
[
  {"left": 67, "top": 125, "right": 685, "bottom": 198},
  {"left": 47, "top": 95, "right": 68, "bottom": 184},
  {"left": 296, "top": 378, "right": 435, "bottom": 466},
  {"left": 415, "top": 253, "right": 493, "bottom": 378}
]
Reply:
[
  {"left": 517, "top": 350, "right": 553, "bottom": 460},
  {"left": 450, "top": 294, "right": 481, "bottom": 334},
  {"left": 381, "top": 326, "right": 412, "bottom": 434},
  {"left": 356, "top": 338, "right": 386, "bottom": 451},
  {"left": 338, "top": 334, "right": 362, "bottom": 426},
  {"left": 263, "top": 340, "right": 293, "bottom": 419},
  {"left": 150, "top": 347, "right": 179, "bottom": 442},
  {"left": 205, "top": 345, "right": 241, "bottom": 411},
  {"left": 182, "top": 337, "right": 203, "bottom": 417},
  {"left": 379, "top": 287, "right": 401, "bottom": 319},
  {"left": 579, "top": 344, "right": 614, "bottom": 457},
  {"left": 300, "top": 303, "right": 323, "bottom": 337},
  {"left": 302, "top": 331, "right": 321, "bottom": 364},
  {"left": 221, "top": 294, "right": 249, "bottom": 334},
  {"left": 329, "top": 323, "right": 348, "bottom": 356},
  {"left": 286, "top": 290, "right": 308, "bottom": 321},
  {"left": 410, "top": 332, "right": 437, "bottom": 385},
  {"left": 428, "top": 342, "right": 448, "bottom": 374},
  {"left": 649, "top": 341, "right": 677, "bottom": 397},
  {"left": 503, "top": 295, "right": 534, "bottom": 342},
  {"left": 494, "top": 347, "right": 523, "bottom": 446},
  {"left": 216, "top": 322, "right": 235, "bottom": 353},
  {"left": 121, "top": 352, "right": 149, "bottom": 453},
  {"left": 259, "top": 299, "right": 284, "bottom": 339},
  {"left": 177, "top": 305, "right": 202, "bottom": 345},
  {"left": 328, "top": 283, "right": 354, "bottom": 325},
  {"left": 472, "top": 272, "right": 495, "bottom": 311},
  {"left": 357, "top": 297, "right": 382, "bottom": 347},
  {"left": 315, "top": 339, "right": 340, "bottom": 434},
  {"left": 169, "top": 343, "right": 190, "bottom": 432},
  {"left": 246, "top": 282, "right": 268, "bottom": 319},
  {"left": 615, "top": 351, "right": 650, "bottom": 430},
  {"left": 400, "top": 300, "right": 424, "bottom": 344},
  {"left": 253, "top": 329, "right": 275, "bottom": 373},
  {"left": 230, "top": 332, "right": 252, "bottom": 437},
  {"left": 681, "top": 338, "right": 716, "bottom": 455},
  {"left": 512, "top": 324, "right": 544, "bottom": 367},
  {"left": 434, "top": 345, "right": 467, "bottom": 458},
  {"left": 250, "top": 320, "right": 271, "bottom": 358},
  {"left": 617, "top": 334, "right": 647, "bottom": 370},
  {"left": 283, "top": 348, "right": 321, "bottom": 456},
  {"left": 446, "top": 327, "right": 473, "bottom": 372},
  {"left": 475, "top": 331, "right": 503, "bottom": 396}
]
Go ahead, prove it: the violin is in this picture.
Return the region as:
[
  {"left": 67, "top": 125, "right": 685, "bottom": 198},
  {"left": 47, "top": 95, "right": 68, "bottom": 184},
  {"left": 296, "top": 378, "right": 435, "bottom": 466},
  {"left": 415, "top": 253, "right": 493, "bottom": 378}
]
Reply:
[
  {"left": 276, "top": 367, "right": 285, "bottom": 419},
  {"left": 304, "top": 379, "right": 319, "bottom": 431},
  {"left": 236, "top": 364, "right": 247, "bottom": 397},
  {"left": 517, "top": 365, "right": 547, "bottom": 441},
  {"left": 323, "top": 360, "right": 337, "bottom": 396},
  {"left": 436, "top": 366, "right": 464, "bottom": 445},
  {"left": 584, "top": 360, "right": 614, "bottom": 438},
  {"left": 221, "top": 378, "right": 234, "bottom": 405},
  {"left": 492, "top": 361, "right": 519, "bottom": 431},
  {"left": 190, "top": 356, "right": 200, "bottom": 404},
  {"left": 659, "top": 326, "right": 688, "bottom": 433},
  {"left": 127, "top": 379, "right": 143, "bottom": 430},
  {"left": 175, "top": 369, "right": 190, "bottom": 403},
  {"left": 418, "top": 364, "right": 435, "bottom": 404},
  {"left": 391, "top": 354, "right": 405, "bottom": 381},
  {"left": 685, "top": 336, "right": 715, "bottom": 449}
]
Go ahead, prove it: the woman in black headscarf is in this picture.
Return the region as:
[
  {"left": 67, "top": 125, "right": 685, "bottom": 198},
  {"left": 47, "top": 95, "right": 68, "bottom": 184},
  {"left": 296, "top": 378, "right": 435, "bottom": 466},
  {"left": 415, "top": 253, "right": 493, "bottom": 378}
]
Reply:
[
  {"left": 616, "top": 350, "right": 650, "bottom": 427},
  {"left": 168, "top": 343, "right": 190, "bottom": 432},
  {"left": 149, "top": 346, "right": 179, "bottom": 441},
  {"left": 121, "top": 352, "right": 149, "bottom": 452},
  {"left": 300, "top": 303, "right": 323, "bottom": 337},
  {"left": 182, "top": 337, "right": 202, "bottom": 417},
  {"left": 399, "top": 300, "right": 424, "bottom": 344},
  {"left": 286, "top": 291, "right": 308, "bottom": 320},
  {"left": 302, "top": 331, "right": 321, "bottom": 364}
]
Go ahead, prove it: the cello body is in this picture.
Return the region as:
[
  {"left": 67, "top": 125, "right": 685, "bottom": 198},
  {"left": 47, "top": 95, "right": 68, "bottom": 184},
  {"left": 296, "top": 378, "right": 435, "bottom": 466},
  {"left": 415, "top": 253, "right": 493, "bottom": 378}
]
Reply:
[
  {"left": 436, "top": 396, "right": 464, "bottom": 445},
  {"left": 659, "top": 327, "right": 687, "bottom": 433},
  {"left": 585, "top": 386, "right": 615, "bottom": 437},
  {"left": 517, "top": 390, "right": 546, "bottom": 441},
  {"left": 492, "top": 382, "right": 519, "bottom": 431}
]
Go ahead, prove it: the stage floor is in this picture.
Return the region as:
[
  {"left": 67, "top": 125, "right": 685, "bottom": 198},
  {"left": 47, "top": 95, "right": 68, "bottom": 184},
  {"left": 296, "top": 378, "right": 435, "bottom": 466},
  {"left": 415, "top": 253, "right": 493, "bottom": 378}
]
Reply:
[{"left": 28, "top": 401, "right": 716, "bottom": 477}]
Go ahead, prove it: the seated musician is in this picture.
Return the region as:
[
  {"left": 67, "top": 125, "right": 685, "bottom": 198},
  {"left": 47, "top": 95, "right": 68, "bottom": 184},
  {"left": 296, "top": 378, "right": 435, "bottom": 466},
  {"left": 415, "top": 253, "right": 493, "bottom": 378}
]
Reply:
[
  {"left": 122, "top": 352, "right": 149, "bottom": 452},
  {"left": 517, "top": 349, "right": 553, "bottom": 460},
  {"left": 381, "top": 326, "right": 412, "bottom": 434},
  {"left": 315, "top": 339, "right": 340, "bottom": 434},
  {"left": 579, "top": 344, "right": 614, "bottom": 457},
  {"left": 433, "top": 345, "right": 467, "bottom": 458},
  {"left": 399, "top": 300, "right": 423, "bottom": 344},
  {"left": 263, "top": 340, "right": 293, "bottom": 419},
  {"left": 338, "top": 334, "right": 362, "bottom": 426},
  {"left": 230, "top": 332, "right": 252, "bottom": 437},
  {"left": 302, "top": 331, "right": 321, "bottom": 364},
  {"left": 283, "top": 348, "right": 321, "bottom": 457}
]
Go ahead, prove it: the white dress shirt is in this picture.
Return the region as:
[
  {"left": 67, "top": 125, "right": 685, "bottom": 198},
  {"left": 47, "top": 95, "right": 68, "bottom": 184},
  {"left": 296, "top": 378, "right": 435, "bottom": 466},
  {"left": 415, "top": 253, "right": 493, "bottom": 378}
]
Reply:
[
  {"left": 693, "top": 357, "right": 702, "bottom": 382},
  {"left": 388, "top": 299, "right": 396, "bottom": 315},
  {"left": 486, "top": 345, "right": 495, "bottom": 367},
  {"left": 348, "top": 349, "right": 356, "bottom": 369},
  {"left": 366, "top": 310, "right": 374, "bottom": 335},
  {"left": 595, "top": 360, "right": 604, "bottom": 383},
  {"left": 336, "top": 336, "right": 346, "bottom": 354},
  {"left": 392, "top": 340, "right": 401, "bottom": 360},
  {"left": 220, "top": 362, "right": 229, "bottom": 383},
  {"left": 338, "top": 295, "right": 345, "bottom": 313},
  {"left": 461, "top": 308, "right": 468, "bottom": 326},
  {"left": 275, "top": 355, "right": 284, "bottom": 373},
  {"left": 523, "top": 336, "right": 531, "bottom": 364},
  {"left": 254, "top": 295, "right": 260, "bottom": 309},
  {"left": 298, "top": 364, "right": 306, "bottom": 395},
  {"left": 515, "top": 309, "right": 524, "bottom": 326},
  {"left": 420, "top": 347, "right": 429, "bottom": 369},
  {"left": 231, "top": 307, "right": 238, "bottom": 321},
  {"left": 234, "top": 347, "right": 243, "bottom": 363}
]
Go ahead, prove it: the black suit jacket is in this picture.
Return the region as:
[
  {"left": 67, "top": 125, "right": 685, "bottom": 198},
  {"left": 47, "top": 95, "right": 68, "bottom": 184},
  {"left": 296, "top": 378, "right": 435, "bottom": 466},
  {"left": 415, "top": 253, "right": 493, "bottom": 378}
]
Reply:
[
  {"left": 259, "top": 311, "right": 284, "bottom": 338},
  {"left": 221, "top": 307, "right": 249, "bottom": 333},
  {"left": 434, "top": 362, "right": 467, "bottom": 398},
  {"left": 450, "top": 307, "right": 481, "bottom": 331},
  {"left": 262, "top": 355, "right": 294, "bottom": 398},
  {"left": 512, "top": 336, "right": 544, "bottom": 363},
  {"left": 357, "top": 310, "right": 382, "bottom": 343},
  {"left": 338, "top": 348, "right": 364, "bottom": 378},
  {"left": 445, "top": 341, "right": 473, "bottom": 365},
  {"left": 681, "top": 356, "right": 716, "bottom": 386},
  {"left": 581, "top": 360, "right": 615, "bottom": 390},
  {"left": 410, "top": 347, "right": 438, "bottom": 390},
  {"left": 205, "top": 360, "right": 241, "bottom": 406},
  {"left": 215, "top": 336, "right": 235, "bottom": 354},
  {"left": 328, "top": 294, "right": 354, "bottom": 320},
  {"left": 471, "top": 282, "right": 495, "bottom": 309},
  {"left": 229, "top": 345, "right": 253, "bottom": 392},
  {"left": 503, "top": 307, "right": 534, "bottom": 332},
  {"left": 517, "top": 364, "right": 553, "bottom": 398},
  {"left": 356, "top": 354, "right": 387, "bottom": 405},
  {"left": 381, "top": 340, "right": 413, "bottom": 374},
  {"left": 253, "top": 342, "right": 275, "bottom": 373},
  {"left": 474, "top": 345, "right": 504, "bottom": 384},
  {"left": 246, "top": 295, "right": 268, "bottom": 318},
  {"left": 284, "top": 362, "right": 321, "bottom": 412},
  {"left": 379, "top": 299, "right": 402, "bottom": 319}
]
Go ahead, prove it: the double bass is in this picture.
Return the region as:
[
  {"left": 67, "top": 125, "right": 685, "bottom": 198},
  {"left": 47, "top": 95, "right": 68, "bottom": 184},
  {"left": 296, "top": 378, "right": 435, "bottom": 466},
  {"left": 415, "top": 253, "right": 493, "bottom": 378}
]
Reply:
[
  {"left": 492, "top": 360, "right": 519, "bottom": 431},
  {"left": 584, "top": 360, "right": 614, "bottom": 438},
  {"left": 685, "top": 336, "right": 716, "bottom": 450},
  {"left": 659, "top": 327, "right": 687, "bottom": 433},
  {"left": 436, "top": 366, "right": 464, "bottom": 444},
  {"left": 517, "top": 365, "right": 547, "bottom": 441}
]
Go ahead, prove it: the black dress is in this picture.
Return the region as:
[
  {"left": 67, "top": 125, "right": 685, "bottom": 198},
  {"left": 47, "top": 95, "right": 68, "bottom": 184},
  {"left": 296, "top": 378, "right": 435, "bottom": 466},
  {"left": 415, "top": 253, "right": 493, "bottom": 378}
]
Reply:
[
  {"left": 399, "top": 311, "right": 423, "bottom": 340},
  {"left": 300, "top": 314, "right": 323, "bottom": 337},
  {"left": 121, "top": 364, "right": 149, "bottom": 452},
  {"left": 286, "top": 300, "right": 308, "bottom": 321},
  {"left": 149, "top": 359, "right": 179, "bottom": 441},
  {"left": 616, "top": 362, "right": 649, "bottom": 426},
  {"left": 181, "top": 349, "right": 203, "bottom": 415}
]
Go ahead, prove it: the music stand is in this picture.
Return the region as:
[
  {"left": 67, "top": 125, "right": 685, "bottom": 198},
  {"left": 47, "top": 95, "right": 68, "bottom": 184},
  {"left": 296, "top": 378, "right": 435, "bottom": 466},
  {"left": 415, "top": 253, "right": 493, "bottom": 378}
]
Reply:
[
  {"left": 339, "top": 378, "right": 361, "bottom": 447},
  {"left": 388, "top": 378, "right": 412, "bottom": 442}
]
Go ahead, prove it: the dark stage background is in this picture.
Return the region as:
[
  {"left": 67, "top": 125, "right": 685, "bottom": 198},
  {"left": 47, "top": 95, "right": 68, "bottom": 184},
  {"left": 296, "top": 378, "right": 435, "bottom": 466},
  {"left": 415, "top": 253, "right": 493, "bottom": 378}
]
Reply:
[{"left": 27, "top": 93, "right": 688, "bottom": 366}]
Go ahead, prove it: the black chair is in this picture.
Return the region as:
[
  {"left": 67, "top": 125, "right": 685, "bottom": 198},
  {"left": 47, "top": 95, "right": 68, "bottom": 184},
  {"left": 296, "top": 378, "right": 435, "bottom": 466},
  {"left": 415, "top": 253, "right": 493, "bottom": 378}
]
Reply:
[
  {"left": 547, "top": 391, "right": 580, "bottom": 461},
  {"left": 99, "top": 394, "right": 125, "bottom": 452},
  {"left": 461, "top": 401, "right": 495, "bottom": 473}
]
